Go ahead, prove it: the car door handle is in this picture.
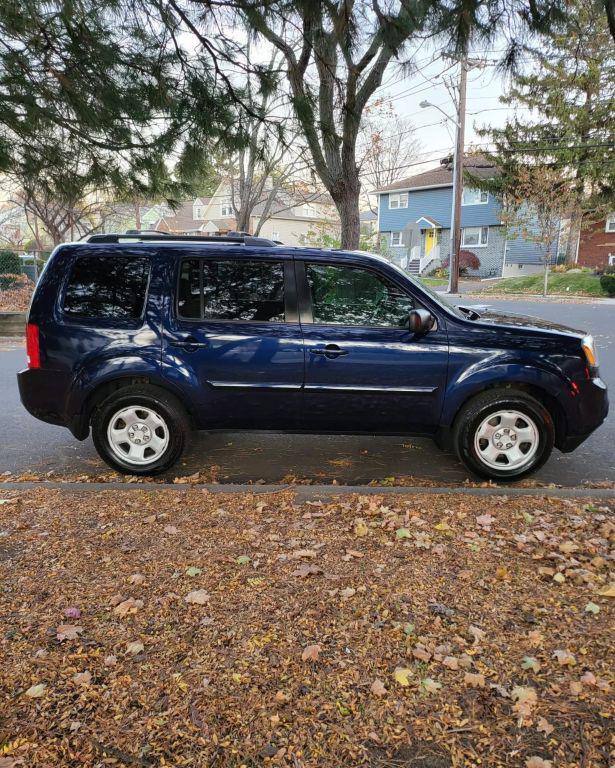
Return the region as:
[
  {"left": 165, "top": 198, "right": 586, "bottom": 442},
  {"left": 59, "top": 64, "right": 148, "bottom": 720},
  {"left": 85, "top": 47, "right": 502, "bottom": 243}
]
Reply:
[
  {"left": 310, "top": 344, "right": 349, "bottom": 359},
  {"left": 166, "top": 335, "right": 208, "bottom": 350}
]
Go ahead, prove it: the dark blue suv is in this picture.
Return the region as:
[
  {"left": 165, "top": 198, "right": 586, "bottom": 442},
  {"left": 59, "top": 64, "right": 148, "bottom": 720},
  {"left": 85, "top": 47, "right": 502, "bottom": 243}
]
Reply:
[{"left": 18, "top": 232, "right": 608, "bottom": 480}]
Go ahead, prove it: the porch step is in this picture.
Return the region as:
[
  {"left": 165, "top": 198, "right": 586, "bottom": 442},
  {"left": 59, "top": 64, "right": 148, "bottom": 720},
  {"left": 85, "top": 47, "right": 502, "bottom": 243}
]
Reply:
[{"left": 408, "top": 258, "right": 421, "bottom": 275}]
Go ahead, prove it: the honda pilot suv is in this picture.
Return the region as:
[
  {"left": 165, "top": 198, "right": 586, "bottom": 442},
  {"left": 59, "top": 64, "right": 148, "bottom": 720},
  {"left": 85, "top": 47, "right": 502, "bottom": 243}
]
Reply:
[{"left": 18, "top": 233, "right": 608, "bottom": 480}]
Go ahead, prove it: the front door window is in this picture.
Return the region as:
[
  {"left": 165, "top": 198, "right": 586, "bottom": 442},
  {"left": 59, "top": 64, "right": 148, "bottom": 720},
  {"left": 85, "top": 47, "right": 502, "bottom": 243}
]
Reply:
[{"left": 305, "top": 263, "right": 415, "bottom": 328}]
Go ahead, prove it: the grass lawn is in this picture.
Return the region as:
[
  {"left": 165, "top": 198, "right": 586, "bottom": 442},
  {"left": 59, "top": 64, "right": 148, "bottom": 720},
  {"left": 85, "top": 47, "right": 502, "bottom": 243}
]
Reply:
[
  {"left": 1, "top": 487, "right": 612, "bottom": 767},
  {"left": 417, "top": 276, "right": 447, "bottom": 287},
  {"left": 482, "top": 271, "right": 608, "bottom": 297}
]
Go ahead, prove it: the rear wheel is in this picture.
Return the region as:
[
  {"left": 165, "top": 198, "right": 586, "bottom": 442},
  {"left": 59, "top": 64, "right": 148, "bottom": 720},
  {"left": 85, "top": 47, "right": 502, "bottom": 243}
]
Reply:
[
  {"left": 454, "top": 389, "right": 554, "bottom": 480},
  {"left": 92, "top": 385, "right": 190, "bottom": 475}
]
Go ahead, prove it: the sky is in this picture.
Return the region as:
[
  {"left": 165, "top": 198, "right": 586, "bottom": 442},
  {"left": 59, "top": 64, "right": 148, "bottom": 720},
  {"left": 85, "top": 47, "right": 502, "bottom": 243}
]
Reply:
[{"left": 368, "top": 41, "right": 534, "bottom": 180}]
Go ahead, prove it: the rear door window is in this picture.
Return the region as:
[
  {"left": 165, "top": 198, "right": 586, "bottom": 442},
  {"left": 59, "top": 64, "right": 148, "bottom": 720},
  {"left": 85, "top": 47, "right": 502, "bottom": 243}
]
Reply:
[
  {"left": 178, "top": 258, "right": 286, "bottom": 322},
  {"left": 63, "top": 255, "right": 150, "bottom": 321}
]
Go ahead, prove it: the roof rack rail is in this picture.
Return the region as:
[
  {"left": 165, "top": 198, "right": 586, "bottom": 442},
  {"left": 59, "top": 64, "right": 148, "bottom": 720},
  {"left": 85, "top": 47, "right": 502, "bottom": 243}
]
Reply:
[{"left": 86, "top": 231, "right": 278, "bottom": 247}]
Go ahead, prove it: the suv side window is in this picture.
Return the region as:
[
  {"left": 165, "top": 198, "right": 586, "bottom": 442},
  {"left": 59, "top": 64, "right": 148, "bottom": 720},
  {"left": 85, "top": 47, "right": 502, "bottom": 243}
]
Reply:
[
  {"left": 63, "top": 255, "right": 150, "bottom": 321},
  {"left": 178, "top": 258, "right": 285, "bottom": 322},
  {"left": 305, "top": 263, "right": 415, "bottom": 327}
]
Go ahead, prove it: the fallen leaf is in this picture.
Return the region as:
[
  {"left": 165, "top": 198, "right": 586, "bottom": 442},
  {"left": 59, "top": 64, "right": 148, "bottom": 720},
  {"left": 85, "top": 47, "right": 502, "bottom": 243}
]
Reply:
[
  {"left": 421, "top": 677, "right": 442, "bottom": 694},
  {"left": 63, "top": 607, "right": 81, "bottom": 619},
  {"left": 527, "top": 630, "right": 544, "bottom": 647},
  {"left": 553, "top": 649, "right": 576, "bottom": 666},
  {"left": 24, "top": 683, "right": 46, "bottom": 698},
  {"left": 434, "top": 519, "right": 451, "bottom": 531},
  {"left": 340, "top": 587, "right": 356, "bottom": 599},
  {"left": 126, "top": 641, "right": 144, "bottom": 655},
  {"left": 301, "top": 644, "right": 321, "bottom": 662},
  {"left": 113, "top": 598, "right": 143, "bottom": 617},
  {"left": 584, "top": 601, "right": 600, "bottom": 615},
  {"left": 395, "top": 527, "right": 411, "bottom": 539},
  {"left": 354, "top": 520, "right": 369, "bottom": 537},
  {"left": 128, "top": 573, "right": 145, "bottom": 585},
  {"left": 291, "top": 549, "right": 317, "bottom": 559},
  {"left": 185, "top": 566, "right": 202, "bottom": 577},
  {"left": 558, "top": 541, "right": 578, "bottom": 554},
  {"left": 236, "top": 555, "right": 251, "bottom": 565},
  {"left": 163, "top": 525, "right": 179, "bottom": 535},
  {"left": 569, "top": 681, "right": 583, "bottom": 696},
  {"left": 56, "top": 624, "right": 84, "bottom": 641},
  {"left": 552, "top": 572, "right": 566, "bottom": 584},
  {"left": 442, "top": 656, "right": 459, "bottom": 670},
  {"left": 464, "top": 672, "right": 485, "bottom": 688},
  {"left": 526, "top": 757, "right": 552, "bottom": 768},
  {"left": 522, "top": 656, "right": 541, "bottom": 673},
  {"left": 580, "top": 671, "right": 597, "bottom": 686},
  {"left": 370, "top": 679, "right": 387, "bottom": 697},
  {"left": 412, "top": 644, "right": 431, "bottom": 662},
  {"left": 72, "top": 671, "right": 92, "bottom": 686},
  {"left": 476, "top": 514, "right": 495, "bottom": 528},
  {"left": 292, "top": 563, "right": 323, "bottom": 578},
  {"left": 469, "top": 625, "right": 486, "bottom": 645},
  {"left": 536, "top": 717, "right": 554, "bottom": 736},
  {"left": 597, "top": 582, "right": 615, "bottom": 597},
  {"left": 393, "top": 667, "right": 413, "bottom": 687},
  {"left": 185, "top": 590, "right": 210, "bottom": 605},
  {"left": 512, "top": 685, "right": 538, "bottom": 721}
]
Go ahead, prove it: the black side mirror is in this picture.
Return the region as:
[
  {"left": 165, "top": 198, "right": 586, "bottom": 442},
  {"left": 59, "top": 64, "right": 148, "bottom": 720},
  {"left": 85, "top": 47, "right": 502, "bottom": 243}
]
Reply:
[{"left": 409, "top": 308, "right": 434, "bottom": 335}]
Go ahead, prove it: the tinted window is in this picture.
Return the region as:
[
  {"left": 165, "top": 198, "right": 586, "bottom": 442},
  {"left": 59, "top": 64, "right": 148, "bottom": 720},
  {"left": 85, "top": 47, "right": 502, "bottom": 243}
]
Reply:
[
  {"left": 178, "top": 259, "right": 285, "bottom": 322},
  {"left": 306, "top": 263, "right": 414, "bottom": 327},
  {"left": 63, "top": 256, "right": 150, "bottom": 321}
]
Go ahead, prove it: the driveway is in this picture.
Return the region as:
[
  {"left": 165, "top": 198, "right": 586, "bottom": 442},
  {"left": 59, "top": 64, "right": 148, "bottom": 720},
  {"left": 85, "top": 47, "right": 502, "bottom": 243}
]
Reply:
[{"left": 1, "top": 299, "right": 613, "bottom": 485}]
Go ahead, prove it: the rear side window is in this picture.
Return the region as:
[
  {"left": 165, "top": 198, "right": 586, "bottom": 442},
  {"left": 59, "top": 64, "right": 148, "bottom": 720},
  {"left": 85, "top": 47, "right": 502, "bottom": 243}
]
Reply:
[
  {"left": 63, "top": 256, "right": 150, "bottom": 321},
  {"left": 178, "top": 258, "right": 285, "bottom": 322}
]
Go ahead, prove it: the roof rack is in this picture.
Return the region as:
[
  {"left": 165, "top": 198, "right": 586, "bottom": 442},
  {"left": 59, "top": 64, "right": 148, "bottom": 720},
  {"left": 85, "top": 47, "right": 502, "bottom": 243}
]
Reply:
[{"left": 86, "top": 231, "right": 278, "bottom": 247}]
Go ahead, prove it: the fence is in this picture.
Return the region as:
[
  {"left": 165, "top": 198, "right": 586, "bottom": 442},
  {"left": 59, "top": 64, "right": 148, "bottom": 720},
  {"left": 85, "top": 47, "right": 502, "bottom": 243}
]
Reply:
[{"left": 0, "top": 249, "right": 47, "bottom": 312}]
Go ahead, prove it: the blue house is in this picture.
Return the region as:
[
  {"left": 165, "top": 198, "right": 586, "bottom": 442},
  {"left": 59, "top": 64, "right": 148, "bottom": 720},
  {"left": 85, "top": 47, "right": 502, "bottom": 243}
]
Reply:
[{"left": 375, "top": 155, "right": 557, "bottom": 278}]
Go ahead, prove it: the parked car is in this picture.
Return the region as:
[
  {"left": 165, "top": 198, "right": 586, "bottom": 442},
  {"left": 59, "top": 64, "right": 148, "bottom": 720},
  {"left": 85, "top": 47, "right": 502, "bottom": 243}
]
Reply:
[{"left": 18, "top": 232, "right": 608, "bottom": 480}]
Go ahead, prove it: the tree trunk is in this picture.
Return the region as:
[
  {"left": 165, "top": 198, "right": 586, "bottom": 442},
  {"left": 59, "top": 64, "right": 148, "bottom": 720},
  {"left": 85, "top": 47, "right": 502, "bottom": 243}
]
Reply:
[
  {"left": 564, "top": 208, "right": 582, "bottom": 264},
  {"left": 543, "top": 258, "right": 550, "bottom": 297},
  {"left": 334, "top": 183, "right": 361, "bottom": 250},
  {"left": 134, "top": 200, "right": 141, "bottom": 231}
]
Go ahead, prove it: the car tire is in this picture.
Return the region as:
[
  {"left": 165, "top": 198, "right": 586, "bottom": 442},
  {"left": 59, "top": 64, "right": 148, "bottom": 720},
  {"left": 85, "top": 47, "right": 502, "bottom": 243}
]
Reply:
[
  {"left": 91, "top": 385, "right": 190, "bottom": 476},
  {"left": 453, "top": 389, "right": 554, "bottom": 481}
]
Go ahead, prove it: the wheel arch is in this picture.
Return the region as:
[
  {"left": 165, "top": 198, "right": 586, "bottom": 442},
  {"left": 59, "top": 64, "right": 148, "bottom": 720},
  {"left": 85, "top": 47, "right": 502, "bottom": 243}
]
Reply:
[
  {"left": 73, "top": 376, "right": 196, "bottom": 438},
  {"left": 438, "top": 381, "right": 567, "bottom": 451}
]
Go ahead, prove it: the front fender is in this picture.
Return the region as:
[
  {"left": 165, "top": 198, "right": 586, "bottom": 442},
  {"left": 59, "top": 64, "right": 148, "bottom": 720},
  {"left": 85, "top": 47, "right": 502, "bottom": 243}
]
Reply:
[{"left": 440, "top": 351, "right": 575, "bottom": 428}]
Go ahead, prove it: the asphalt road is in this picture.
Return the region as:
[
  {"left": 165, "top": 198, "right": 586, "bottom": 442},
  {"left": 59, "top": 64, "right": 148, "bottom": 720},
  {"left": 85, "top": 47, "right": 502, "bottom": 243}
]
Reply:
[{"left": 1, "top": 298, "right": 613, "bottom": 485}]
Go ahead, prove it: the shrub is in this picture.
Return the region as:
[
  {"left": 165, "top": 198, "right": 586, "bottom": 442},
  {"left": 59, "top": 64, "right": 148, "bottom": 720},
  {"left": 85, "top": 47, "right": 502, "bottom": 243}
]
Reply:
[
  {"left": 600, "top": 273, "right": 615, "bottom": 296},
  {"left": 442, "top": 249, "right": 481, "bottom": 275}
]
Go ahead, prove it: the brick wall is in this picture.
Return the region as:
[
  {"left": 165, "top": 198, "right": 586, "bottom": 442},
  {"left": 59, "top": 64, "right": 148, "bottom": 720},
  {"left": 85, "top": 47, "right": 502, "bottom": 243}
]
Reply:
[{"left": 577, "top": 220, "right": 615, "bottom": 268}]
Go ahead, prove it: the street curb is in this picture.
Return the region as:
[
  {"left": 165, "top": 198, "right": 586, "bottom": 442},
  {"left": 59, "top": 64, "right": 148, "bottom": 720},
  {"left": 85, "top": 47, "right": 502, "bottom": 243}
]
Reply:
[{"left": 1, "top": 481, "right": 613, "bottom": 500}]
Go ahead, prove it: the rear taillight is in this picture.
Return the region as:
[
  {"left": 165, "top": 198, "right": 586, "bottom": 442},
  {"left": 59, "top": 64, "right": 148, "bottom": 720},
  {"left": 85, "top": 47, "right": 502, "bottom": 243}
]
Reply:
[{"left": 26, "top": 323, "right": 40, "bottom": 369}]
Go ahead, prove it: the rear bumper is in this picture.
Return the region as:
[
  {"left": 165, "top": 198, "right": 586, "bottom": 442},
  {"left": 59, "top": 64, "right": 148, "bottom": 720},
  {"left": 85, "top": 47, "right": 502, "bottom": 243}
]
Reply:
[
  {"left": 17, "top": 368, "right": 89, "bottom": 439},
  {"left": 559, "top": 377, "right": 609, "bottom": 452}
]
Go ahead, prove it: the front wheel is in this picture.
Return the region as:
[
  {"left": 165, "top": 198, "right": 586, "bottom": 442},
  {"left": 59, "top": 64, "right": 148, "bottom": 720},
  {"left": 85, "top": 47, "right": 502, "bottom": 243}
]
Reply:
[
  {"left": 91, "top": 385, "right": 190, "bottom": 475},
  {"left": 453, "top": 389, "right": 554, "bottom": 480}
]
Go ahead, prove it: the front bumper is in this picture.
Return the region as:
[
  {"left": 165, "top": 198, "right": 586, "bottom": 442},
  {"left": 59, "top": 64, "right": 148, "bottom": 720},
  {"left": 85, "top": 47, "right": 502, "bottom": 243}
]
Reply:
[{"left": 559, "top": 376, "right": 609, "bottom": 452}]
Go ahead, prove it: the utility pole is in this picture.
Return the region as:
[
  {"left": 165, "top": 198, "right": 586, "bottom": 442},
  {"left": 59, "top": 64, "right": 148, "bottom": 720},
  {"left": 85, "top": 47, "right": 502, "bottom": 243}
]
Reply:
[{"left": 448, "top": 58, "right": 468, "bottom": 295}]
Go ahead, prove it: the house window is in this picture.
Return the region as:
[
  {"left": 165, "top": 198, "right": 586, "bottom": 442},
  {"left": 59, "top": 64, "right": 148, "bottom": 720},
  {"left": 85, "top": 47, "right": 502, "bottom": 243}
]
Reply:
[
  {"left": 390, "top": 231, "right": 404, "bottom": 246},
  {"left": 388, "top": 193, "right": 408, "bottom": 210},
  {"left": 462, "top": 188, "right": 489, "bottom": 206},
  {"left": 296, "top": 204, "right": 318, "bottom": 217},
  {"left": 193, "top": 205, "right": 205, "bottom": 220},
  {"left": 271, "top": 231, "right": 280, "bottom": 240},
  {"left": 220, "top": 198, "right": 233, "bottom": 217},
  {"left": 608, "top": 254, "right": 615, "bottom": 266},
  {"left": 461, "top": 226, "right": 489, "bottom": 248},
  {"left": 606, "top": 213, "right": 615, "bottom": 232}
]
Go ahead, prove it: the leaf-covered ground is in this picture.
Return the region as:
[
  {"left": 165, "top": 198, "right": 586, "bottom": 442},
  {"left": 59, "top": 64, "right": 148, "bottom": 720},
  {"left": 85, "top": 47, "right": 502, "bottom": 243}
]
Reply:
[{"left": 0, "top": 489, "right": 613, "bottom": 768}]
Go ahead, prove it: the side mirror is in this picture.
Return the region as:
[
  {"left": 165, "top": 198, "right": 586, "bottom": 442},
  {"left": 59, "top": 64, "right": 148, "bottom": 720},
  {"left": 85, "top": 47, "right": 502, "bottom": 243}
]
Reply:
[{"left": 409, "top": 308, "right": 434, "bottom": 335}]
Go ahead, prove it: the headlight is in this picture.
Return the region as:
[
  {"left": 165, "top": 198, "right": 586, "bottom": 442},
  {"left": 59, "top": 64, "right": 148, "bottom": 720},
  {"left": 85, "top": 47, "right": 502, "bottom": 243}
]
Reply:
[{"left": 582, "top": 335, "right": 598, "bottom": 369}]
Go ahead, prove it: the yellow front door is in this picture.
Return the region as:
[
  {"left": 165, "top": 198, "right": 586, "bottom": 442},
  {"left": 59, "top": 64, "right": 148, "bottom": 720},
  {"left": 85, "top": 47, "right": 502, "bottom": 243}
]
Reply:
[{"left": 425, "top": 228, "right": 436, "bottom": 256}]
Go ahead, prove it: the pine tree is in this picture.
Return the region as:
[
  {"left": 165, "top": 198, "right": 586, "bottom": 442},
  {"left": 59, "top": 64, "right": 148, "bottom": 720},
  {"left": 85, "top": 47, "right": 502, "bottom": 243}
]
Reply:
[{"left": 480, "top": 0, "right": 614, "bottom": 261}]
